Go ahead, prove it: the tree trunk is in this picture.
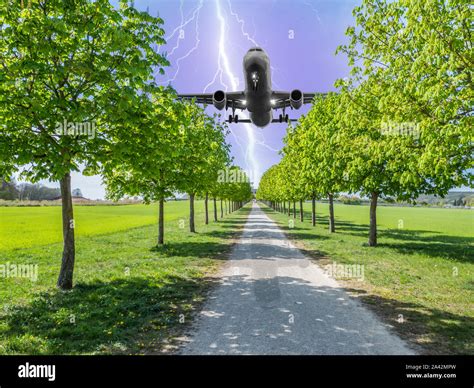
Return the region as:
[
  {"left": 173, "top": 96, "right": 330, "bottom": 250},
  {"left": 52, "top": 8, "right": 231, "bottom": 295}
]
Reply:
[
  {"left": 220, "top": 199, "right": 223, "bottom": 218},
  {"left": 288, "top": 201, "right": 291, "bottom": 216},
  {"left": 328, "top": 193, "right": 335, "bottom": 233},
  {"left": 368, "top": 191, "right": 378, "bottom": 246},
  {"left": 57, "top": 172, "right": 75, "bottom": 290},
  {"left": 213, "top": 197, "right": 218, "bottom": 222},
  {"left": 293, "top": 201, "right": 296, "bottom": 218},
  {"left": 189, "top": 193, "right": 196, "bottom": 233},
  {"left": 158, "top": 198, "right": 164, "bottom": 245},
  {"left": 311, "top": 195, "right": 316, "bottom": 227},
  {"left": 299, "top": 199, "right": 303, "bottom": 222},
  {"left": 204, "top": 192, "right": 209, "bottom": 225}
]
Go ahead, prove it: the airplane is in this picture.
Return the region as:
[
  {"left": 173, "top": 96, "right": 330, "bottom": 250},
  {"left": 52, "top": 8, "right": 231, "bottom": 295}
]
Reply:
[{"left": 177, "top": 47, "right": 324, "bottom": 128}]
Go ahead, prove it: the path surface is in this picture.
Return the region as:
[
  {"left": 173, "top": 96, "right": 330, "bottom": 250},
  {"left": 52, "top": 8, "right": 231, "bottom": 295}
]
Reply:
[{"left": 179, "top": 203, "right": 415, "bottom": 355}]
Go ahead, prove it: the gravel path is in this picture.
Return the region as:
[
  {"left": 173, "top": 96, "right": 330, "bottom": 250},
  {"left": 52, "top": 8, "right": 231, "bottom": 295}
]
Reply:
[{"left": 179, "top": 203, "right": 415, "bottom": 355}]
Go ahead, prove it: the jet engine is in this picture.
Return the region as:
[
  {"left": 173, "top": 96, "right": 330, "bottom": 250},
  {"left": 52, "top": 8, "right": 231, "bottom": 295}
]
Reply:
[
  {"left": 290, "top": 89, "right": 303, "bottom": 109},
  {"left": 213, "top": 90, "right": 226, "bottom": 110}
]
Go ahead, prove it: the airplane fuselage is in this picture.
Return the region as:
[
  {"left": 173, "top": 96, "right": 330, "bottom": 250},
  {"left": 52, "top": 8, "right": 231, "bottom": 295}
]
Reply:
[
  {"left": 243, "top": 48, "right": 273, "bottom": 127},
  {"left": 177, "top": 47, "right": 316, "bottom": 127}
]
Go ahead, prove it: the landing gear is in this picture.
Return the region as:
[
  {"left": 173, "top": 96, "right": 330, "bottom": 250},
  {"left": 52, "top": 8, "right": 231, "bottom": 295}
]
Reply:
[
  {"left": 228, "top": 114, "right": 239, "bottom": 123},
  {"left": 278, "top": 113, "right": 289, "bottom": 123},
  {"left": 228, "top": 103, "right": 239, "bottom": 123}
]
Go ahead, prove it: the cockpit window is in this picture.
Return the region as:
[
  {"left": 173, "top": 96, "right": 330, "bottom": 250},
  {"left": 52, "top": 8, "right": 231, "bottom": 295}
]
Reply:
[{"left": 249, "top": 47, "right": 263, "bottom": 52}]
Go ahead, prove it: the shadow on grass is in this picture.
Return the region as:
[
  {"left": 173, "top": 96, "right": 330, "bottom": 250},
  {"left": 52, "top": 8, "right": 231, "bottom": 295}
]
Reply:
[
  {"left": 205, "top": 228, "right": 329, "bottom": 242},
  {"left": 345, "top": 287, "right": 474, "bottom": 355},
  {"left": 3, "top": 276, "right": 218, "bottom": 355},
  {"left": 378, "top": 237, "right": 473, "bottom": 263},
  {"left": 267, "top": 206, "right": 474, "bottom": 263},
  {"left": 6, "top": 274, "right": 470, "bottom": 355},
  {"left": 150, "top": 241, "right": 232, "bottom": 259}
]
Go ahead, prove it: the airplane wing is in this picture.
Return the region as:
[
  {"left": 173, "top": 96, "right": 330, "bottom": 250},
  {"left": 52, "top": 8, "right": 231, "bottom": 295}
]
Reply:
[
  {"left": 270, "top": 91, "right": 326, "bottom": 109},
  {"left": 209, "top": 118, "right": 297, "bottom": 124},
  {"left": 272, "top": 118, "right": 299, "bottom": 123},
  {"left": 177, "top": 91, "right": 247, "bottom": 110},
  {"left": 177, "top": 93, "right": 214, "bottom": 105}
]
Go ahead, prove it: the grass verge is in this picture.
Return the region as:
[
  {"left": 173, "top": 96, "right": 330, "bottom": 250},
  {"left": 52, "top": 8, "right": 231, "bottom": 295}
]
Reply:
[
  {"left": 0, "top": 202, "right": 251, "bottom": 354},
  {"left": 260, "top": 202, "right": 473, "bottom": 355}
]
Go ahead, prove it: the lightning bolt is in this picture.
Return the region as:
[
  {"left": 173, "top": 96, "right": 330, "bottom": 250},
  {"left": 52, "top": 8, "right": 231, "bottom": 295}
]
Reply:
[
  {"left": 159, "top": 0, "right": 203, "bottom": 84},
  {"left": 227, "top": 0, "right": 258, "bottom": 48},
  {"left": 303, "top": 0, "right": 322, "bottom": 24},
  {"left": 160, "top": 0, "right": 303, "bottom": 186},
  {"left": 227, "top": 0, "right": 281, "bottom": 91},
  {"left": 214, "top": 0, "right": 259, "bottom": 185},
  {"left": 165, "top": 0, "right": 185, "bottom": 58}
]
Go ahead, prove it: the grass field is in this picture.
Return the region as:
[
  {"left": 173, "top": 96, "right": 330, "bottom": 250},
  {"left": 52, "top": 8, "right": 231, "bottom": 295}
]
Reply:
[
  {"left": 0, "top": 200, "right": 250, "bottom": 354},
  {"left": 0, "top": 202, "right": 199, "bottom": 250},
  {"left": 1, "top": 199, "right": 472, "bottom": 355},
  {"left": 261, "top": 202, "right": 474, "bottom": 354}
]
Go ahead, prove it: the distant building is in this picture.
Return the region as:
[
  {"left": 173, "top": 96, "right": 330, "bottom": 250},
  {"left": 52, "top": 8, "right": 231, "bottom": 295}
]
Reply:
[{"left": 49, "top": 195, "right": 92, "bottom": 204}]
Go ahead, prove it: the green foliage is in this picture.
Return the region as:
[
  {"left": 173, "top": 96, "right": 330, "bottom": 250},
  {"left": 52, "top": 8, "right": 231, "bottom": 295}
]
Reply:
[
  {"left": 256, "top": 164, "right": 283, "bottom": 203},
  {"left": 337, "top": 0, "right": 473, "bottom": 193},
  {"left": 174, "top": 104, "right": 232, "bottom": 198},
  {"left": 259, "top": 0, "right": 472, "bottom": 244},
  {"left": 0, "top": 177, "right": 18, "bottom": 200},
  {"left": 0, "top": 0, "right": 170, "bottom": 182}
]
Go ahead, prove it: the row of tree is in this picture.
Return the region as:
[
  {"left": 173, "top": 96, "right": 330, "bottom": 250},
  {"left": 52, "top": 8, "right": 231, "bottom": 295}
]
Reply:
[
  {"left": 0, "top": 0, "right": 251, "bottom": 290},
  {"left": 257, "top": 0, "right": 472, "bottom": 246},
  {"left": 0, "top": 178, "right": 70, "bottom": 200}
]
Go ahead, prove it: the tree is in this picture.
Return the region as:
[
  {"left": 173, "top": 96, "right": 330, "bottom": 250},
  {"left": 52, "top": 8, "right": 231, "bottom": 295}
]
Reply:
[
  {"left": 0, "top": 177, "right": 18, "bottom": 200},
  {"left": 336, "top": 0, "right": 473, "bottom": 244},
  {"left": 299, "top": 93, "right": 349, "bottom": 232},
  {"left": 16, "top": 182, "right": 60, "bottom": 200},
  {"left": 175, "top": 107, "right": 231, "bottom": 233},
  {"left": 101, "top": 90, "right": 186, "bottom": 245},
  {"left": 0, "top": 0, "right": 169, "bottom": 288},
  {"left": 257, "top": 164, "right": 285, "bottom": 212},
  {"left": 223, "top": 166, "right": 252, "bottom": 210},
  {"left": 72, "top": 188, "right": 83, "bottom": 197},
  {"left": 279, "top": 141, "right": 308, "bottom": 221},
  {"left": 216, "top": 166, "right": 251, "bottom": 215}
]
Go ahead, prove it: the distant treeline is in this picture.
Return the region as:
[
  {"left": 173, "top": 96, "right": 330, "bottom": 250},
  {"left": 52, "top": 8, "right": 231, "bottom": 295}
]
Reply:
[
  {"left": 336, "top": 193, "right": 473, "bottom": 208},
  {"left": 0, "top": 177, "right": 61, "bottom": 201}
]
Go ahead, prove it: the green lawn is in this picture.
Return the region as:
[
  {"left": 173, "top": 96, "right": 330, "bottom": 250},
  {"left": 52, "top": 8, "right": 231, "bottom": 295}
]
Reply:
[
  {"left": 261, "top": 202, "right": 473, "bottom": 355},
  {"left": 0, "top": 200, "right": 250, "bottom": 354},
  {"left": 0, "top": 201, "right": 205, "bottom": 250}
]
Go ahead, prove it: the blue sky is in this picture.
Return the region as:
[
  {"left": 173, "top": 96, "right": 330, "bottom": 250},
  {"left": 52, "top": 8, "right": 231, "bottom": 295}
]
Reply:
[{"left": 39, "top": 0, "right": 360, "bottom": 199}]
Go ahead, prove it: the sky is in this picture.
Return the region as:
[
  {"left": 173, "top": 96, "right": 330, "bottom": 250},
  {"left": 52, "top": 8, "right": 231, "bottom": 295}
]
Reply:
[{"left": 37, "top": 0, "right": 360, "bottom": 199}]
